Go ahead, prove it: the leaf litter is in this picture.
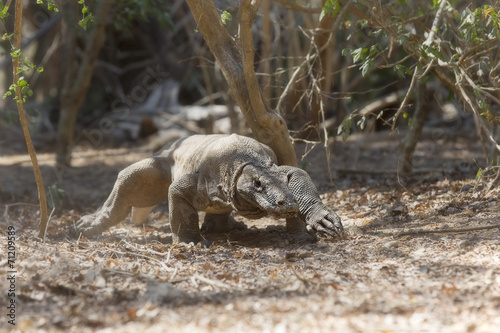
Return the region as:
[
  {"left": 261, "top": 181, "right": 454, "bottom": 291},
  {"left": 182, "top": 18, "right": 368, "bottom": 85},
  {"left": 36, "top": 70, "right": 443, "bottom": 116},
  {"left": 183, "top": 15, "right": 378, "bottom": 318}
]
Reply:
[{"left": 1, "top": 131, "right": 500, "bottom": 332}]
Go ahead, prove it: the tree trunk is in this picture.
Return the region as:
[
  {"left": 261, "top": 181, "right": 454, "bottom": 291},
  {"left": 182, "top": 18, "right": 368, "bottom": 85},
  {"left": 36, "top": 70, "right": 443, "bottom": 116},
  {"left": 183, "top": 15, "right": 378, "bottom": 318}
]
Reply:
[
  {"left": 259, "top": 0, "right": 272, "bottom": 102},
  {"left": 185, "top": 0, "right": 297, "bottom": 166},
  {"left": 56, "top": 0, "right": 113, "bottom": 167},
  {"left": 398, "top": 83, "right": 430, "bottom": 176}
]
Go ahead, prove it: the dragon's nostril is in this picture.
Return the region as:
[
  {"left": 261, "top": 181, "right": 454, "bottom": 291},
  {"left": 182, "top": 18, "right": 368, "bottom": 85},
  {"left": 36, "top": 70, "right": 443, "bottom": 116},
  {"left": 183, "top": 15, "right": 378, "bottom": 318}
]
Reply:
[{"left": 277, "top": 200, "right": 285, "bottom": 206}]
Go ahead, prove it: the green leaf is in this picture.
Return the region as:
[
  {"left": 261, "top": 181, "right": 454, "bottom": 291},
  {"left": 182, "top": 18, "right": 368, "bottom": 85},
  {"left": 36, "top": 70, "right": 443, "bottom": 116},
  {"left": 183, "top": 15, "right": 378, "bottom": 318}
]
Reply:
[
  {"left": 394, "top": 64, "right": 408, "bottom": 78},
  {"left": 337, "top": 115, "right": 353, "bottom": 142},
  {"left": 0, "top": 5, "right": 9, "bottom": 19},
  {"left": 357, "top": 116, "right": 366, "bottom": 130},
  {"left": 322, "top": 0, "right": 340, "bottom": 17},
  {"left": 475, "top": 168, "right": 484, "bottom": 183},
  {"left": 18, "top": 78, "right": 27, "bottom": 87},
  {"left": 10, "top": 49, "right": 21, "bottom": 58},
  {"left": 221, "top": 11, "right": 232, "bottom": 25},
  {"left": 79, "top": 14, "right": 94, "bottom": 30},
  {"left": 352, "top": 48, "right": 366, "bottom": 63},
  {"left": 360, "top": 58, "right": 374, "bottom": 77}
]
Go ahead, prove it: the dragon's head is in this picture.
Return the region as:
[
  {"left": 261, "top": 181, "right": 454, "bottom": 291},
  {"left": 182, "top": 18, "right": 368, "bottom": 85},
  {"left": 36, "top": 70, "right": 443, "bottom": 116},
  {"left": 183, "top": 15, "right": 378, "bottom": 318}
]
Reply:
[{"left": 233, "top": 164, "right": 299, "bottom": 219}]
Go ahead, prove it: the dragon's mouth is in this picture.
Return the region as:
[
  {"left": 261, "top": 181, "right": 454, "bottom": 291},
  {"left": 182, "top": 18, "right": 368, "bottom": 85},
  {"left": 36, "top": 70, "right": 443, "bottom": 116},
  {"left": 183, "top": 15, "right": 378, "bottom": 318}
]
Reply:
[
  {"left": 259, "top": 198, "right": 299, "bottom": 219},
  {"left": 233, "top": 189, "right": 299, "bottom": 220},
  {"left": 248, "top": 195, "right": 299, "bottom": 219}
]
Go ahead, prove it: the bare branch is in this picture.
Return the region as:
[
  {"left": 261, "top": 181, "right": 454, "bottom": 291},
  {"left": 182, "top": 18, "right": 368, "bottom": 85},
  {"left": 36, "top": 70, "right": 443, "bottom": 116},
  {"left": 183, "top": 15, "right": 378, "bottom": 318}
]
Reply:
[
  {"left": 391, "top": 65, "right": 420, "bottom": 132},
  {"left": 276, "top": 0, "right": 353, "bottom": 112},
  {"left": 11, "top": 0, "right": 49, "bottom": 239},
  {"left": 354, "top": 90, "right": 406, "bottom": 117},
  {"left": 423, "top": 0, "right": 447, "bottom": 46},
  {"left": 456, "top": 77, "right": 500, "bottom": 155},
  {"left": 459, "top": 66, "right": 500, "bottom": 106},
  {"left": 272, "top": 0, "right": 323, "bottom": 13},
  {"left": 391, "top": 0, "right": 447, "bottom": 131}
]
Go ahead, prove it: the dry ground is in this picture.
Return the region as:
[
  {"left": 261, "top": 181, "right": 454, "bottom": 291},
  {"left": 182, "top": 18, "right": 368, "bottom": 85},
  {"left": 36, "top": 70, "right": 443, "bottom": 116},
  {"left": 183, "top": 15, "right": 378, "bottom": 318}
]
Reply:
[{"left": 1, "top": 128, "right": 500, "bottom": 332}]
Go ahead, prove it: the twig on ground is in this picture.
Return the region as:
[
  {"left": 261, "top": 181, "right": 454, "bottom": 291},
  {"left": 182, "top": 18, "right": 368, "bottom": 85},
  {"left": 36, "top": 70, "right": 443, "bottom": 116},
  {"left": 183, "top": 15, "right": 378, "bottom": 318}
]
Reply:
[
  {"left": 286, "top": 262, "right": 310, "bottom": 285},
  {"left": 2, "top": 203, "right": 40, "bottom": 221},
  {"left": 121, "top": 239, "right": 176, "bottom": 264},
  {"left": 395, "top": 223, "right": 500, "bottom": 236},
  {"left": 101, "top": 266, "right": 160, "bottom": 281},
  {"left": 193, "top": 274, "right": 248, "bottom": 291},
  {"left": 41, "top": 207, "right": 56, "bottom": 244},
  {"left": 99, "top": 246, "right": 172, "bottom": 273}
]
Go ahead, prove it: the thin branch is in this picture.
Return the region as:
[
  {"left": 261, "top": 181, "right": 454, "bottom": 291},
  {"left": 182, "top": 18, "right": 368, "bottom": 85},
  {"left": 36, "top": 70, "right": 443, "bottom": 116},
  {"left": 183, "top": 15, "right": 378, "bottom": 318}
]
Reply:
[
  {"left": 459, "top": 66, "right": 500, "bottom": 106},
  {"left": 455, "top": 68, "right": 500, "bottom": 154},
  {"left": 377, "top": 54, "right": 413, "bottom": 69},
  {"left": 11, "top": 0, "right": 49, "bottom": 238},
  {"left": 459, "top": 43, "right": 498, "bottom": 67},
  {"left": 354, "top": 89, "right": 406, "bottom": 117},
  {"left": 5, "top": 0, "right": 13, "bottom": 10},
  {"left": 272, "top": 0, "right": 323, "bottom": 13},
  {"left": 276, "top": 0, "right": 352, "bottom": 112},
  {"left": 423, "top": 0, "right": 447, "bottom": 46},
  {"left": 391, "top": 65, "right": 419, "bottom": 132},
  {"left": 390, "top": 0, "right": 449, "bottom": 131}
]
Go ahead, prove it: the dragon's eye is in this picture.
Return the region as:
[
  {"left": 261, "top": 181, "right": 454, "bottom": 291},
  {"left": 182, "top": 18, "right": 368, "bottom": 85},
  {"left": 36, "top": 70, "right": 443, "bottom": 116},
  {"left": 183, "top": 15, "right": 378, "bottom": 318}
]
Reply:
[{"left": 254, "top": 179, "right": 262, "bottom": 189}]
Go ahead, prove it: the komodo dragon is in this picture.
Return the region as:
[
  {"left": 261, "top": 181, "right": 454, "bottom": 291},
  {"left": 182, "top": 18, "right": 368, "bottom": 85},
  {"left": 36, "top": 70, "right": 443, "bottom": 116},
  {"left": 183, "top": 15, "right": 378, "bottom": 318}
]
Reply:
[{"left": 75, "top": 134, "right": 343, "bottom": 243}]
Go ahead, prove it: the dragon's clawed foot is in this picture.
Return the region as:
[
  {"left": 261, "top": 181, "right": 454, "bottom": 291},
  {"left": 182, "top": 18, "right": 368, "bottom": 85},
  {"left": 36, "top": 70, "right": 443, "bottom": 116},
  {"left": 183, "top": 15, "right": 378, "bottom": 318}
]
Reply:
[
  {"left": 72, "top": 214, "right": 105, "bottom": 238},
  {"left": 306, "top": 205, "right": 344, "bottom": 238}
]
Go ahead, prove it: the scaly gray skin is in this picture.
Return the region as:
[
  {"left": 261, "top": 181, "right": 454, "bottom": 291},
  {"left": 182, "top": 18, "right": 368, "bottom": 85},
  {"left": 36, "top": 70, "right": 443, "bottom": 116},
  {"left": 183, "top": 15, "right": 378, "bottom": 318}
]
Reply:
[{"left": 75, "top": 134, "right": 343, "bottom": 243}]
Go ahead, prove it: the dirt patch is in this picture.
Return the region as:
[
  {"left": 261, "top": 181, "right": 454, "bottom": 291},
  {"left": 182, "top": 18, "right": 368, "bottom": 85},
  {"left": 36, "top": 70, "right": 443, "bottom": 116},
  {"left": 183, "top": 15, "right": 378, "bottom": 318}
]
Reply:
[{"left": 1, "top": 129, "right": 500, "bottom": 332}]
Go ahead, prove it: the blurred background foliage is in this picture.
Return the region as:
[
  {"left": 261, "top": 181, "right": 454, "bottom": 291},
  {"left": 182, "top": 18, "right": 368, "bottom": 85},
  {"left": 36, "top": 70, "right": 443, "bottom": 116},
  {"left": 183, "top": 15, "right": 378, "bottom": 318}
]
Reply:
[{"left": 0, "top": 0, "right": 499, "bottom": 174}]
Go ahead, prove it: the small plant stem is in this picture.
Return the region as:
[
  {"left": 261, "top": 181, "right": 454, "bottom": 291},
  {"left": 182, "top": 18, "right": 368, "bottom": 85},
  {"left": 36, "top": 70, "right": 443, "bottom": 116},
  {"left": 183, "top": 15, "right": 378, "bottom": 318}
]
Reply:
[{"left": 12, "top": 0, "right": 49, "bottom": 238}]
